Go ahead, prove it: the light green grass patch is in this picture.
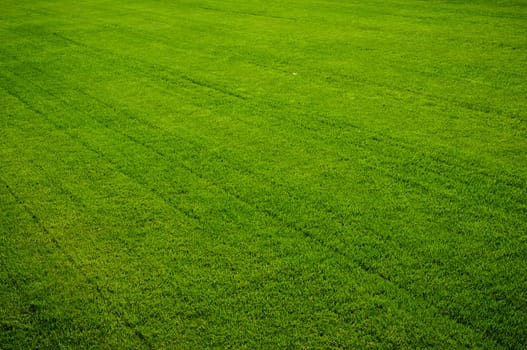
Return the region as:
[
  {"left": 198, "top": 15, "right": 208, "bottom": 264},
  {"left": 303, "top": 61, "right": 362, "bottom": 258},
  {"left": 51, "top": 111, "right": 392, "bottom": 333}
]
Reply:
[{"left": 1, "top": 0, "right": 526, "bottom": 348}]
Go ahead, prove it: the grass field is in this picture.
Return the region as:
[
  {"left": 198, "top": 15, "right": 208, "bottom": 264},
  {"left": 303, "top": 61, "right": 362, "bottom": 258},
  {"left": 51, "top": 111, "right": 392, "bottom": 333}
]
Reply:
[{"left": 1, "top": 0, "right": 526, "bottom": 348}]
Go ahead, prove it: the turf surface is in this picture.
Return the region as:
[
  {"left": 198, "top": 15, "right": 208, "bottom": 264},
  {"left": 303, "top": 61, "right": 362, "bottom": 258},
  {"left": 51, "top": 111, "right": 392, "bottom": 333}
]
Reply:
[{"left": 1, "top": 0, "right": 526, "bottom": 348}]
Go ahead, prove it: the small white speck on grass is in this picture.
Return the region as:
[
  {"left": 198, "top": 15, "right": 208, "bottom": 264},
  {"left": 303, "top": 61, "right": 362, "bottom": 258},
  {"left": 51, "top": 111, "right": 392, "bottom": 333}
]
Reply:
[{"left": 292, "top": 72, "right": 297, "bottom": 76}]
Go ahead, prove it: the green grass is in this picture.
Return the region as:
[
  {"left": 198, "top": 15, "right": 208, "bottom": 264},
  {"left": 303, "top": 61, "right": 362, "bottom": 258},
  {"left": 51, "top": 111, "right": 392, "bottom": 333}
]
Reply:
[{"left": 1, "top": 0, "right": 526, "bottom": 348}]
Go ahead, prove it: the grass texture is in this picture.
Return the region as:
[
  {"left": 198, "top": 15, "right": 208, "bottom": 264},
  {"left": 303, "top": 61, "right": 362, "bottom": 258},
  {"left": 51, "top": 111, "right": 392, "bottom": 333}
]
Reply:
[{"left": 1, "top": 0, "right": 526, "bottom": 348}]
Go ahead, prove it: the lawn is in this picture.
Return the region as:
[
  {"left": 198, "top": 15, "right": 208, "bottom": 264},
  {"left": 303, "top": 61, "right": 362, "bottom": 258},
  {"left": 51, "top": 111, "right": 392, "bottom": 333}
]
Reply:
[{"left": 1, "top": 0, "right": 526, "bottom": 348}]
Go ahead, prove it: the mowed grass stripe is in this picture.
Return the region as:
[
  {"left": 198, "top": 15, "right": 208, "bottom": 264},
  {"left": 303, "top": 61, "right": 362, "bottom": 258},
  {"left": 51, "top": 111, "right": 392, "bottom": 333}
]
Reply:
[
  {"left": 2, "top": 37, "right": 524, "bottom": 346},
  {"left": 2, "top": 50, "right": 524, "bottom": 350},
  {"left": 0, "top": 85, "right": 314, "bottom": 348},
  {"left": 8, "top": 10, "right": 522, "bottom": 183},
  {"left": 1, "top": 82, "right": 496, "bottom": 348},
  {"left": 3, "top": 34, "right": 523, "bottom": 246},
  {"left": 9, "top": 0, "right": 526, "bottom": 125},
  {"left": 0, "top": 44, "right": 508, "bottom": 348},
  {"left": 2, "top": 0, "right": 526, "bottom": 348},
  {"left": 89, "top": 0, "right": 527, "bottom": 121},
  {"left": 2, "top": 29, "right": 524, "bottom": 201},
  {"left": 3, "top": 33, "right": 524, "bottom": 278},
  {"left": 2, "top": 0, "right": 524, "bottom": 152},
  {"left": 2, "top": 13, "right": 524, "bottom": 342}
]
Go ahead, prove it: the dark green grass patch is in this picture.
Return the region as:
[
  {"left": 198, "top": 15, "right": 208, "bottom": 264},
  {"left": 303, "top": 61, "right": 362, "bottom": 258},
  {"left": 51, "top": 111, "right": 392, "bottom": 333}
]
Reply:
[{"left": 1, "top": 0, "right": 526, "bottom": 348}]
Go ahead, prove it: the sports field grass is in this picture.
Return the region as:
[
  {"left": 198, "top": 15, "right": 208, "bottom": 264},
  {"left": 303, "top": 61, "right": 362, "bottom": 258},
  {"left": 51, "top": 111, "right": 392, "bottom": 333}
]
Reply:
[{"left": 1, "top": 0, "right": 526, "bottom": 348}]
